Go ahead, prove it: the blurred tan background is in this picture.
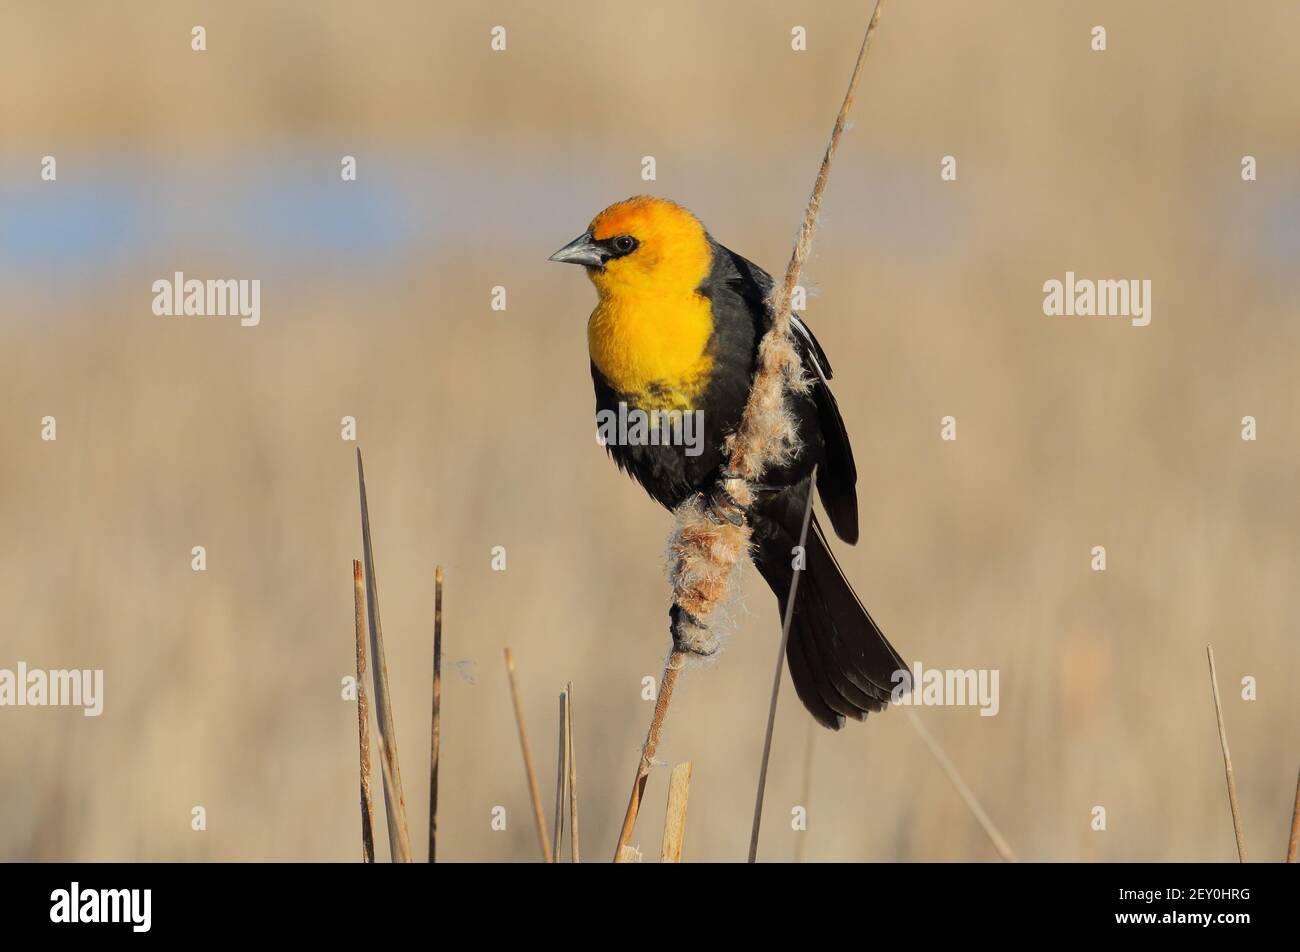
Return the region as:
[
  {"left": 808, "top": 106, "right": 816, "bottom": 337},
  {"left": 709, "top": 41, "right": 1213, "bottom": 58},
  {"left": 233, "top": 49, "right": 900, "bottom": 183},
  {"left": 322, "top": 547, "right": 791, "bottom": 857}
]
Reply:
[{"left": 2, "top": 0, "right": 1297, "bottom": 862}]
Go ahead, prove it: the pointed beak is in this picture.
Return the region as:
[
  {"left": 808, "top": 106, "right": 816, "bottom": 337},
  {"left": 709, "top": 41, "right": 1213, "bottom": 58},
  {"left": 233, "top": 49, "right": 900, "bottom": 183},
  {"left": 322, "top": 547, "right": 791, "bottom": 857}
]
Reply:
[{"left": 548, "top": 232, "right": 606, "bottom": 268}]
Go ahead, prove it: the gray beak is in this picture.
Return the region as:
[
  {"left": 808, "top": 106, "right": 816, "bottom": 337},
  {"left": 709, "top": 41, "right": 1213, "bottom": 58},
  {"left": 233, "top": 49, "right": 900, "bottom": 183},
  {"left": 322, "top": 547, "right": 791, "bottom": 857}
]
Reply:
[{"left": 548, "top": 232, "right": 606, "bottom": 268}]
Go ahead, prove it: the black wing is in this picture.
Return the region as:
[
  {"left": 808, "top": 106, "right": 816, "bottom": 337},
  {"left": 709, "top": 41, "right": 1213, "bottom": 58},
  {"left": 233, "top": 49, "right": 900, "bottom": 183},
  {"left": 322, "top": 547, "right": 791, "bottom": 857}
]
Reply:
[{"left": 710, "top": 241, "right": 860, "bottom": 544}]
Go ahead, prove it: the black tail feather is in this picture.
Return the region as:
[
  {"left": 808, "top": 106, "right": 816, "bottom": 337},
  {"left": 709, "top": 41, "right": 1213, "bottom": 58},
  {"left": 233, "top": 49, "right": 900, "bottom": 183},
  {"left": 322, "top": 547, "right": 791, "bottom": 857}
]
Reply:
[{"left": 753, "top": 507, "right": 905, "bottom": 730}]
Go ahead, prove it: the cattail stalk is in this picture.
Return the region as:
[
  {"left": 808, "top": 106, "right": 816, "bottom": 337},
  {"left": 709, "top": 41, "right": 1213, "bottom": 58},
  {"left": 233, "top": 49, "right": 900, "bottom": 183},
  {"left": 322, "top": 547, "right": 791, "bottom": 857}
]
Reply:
[
  {"left": 613, "top": 649, "right": 687, "bottom": 861},
  {"left": 620, "top": 0, "right": 889, "bottom": 863},
  {"left": 667, "top": 0, "right": 888, "bottom": 648}
]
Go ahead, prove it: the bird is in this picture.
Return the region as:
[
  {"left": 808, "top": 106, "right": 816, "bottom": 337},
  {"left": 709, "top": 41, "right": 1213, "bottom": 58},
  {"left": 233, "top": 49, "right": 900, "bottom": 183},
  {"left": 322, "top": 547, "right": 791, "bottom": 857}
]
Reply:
[{"left": 549, "top": 195, "right": 905, "bottom": 729}]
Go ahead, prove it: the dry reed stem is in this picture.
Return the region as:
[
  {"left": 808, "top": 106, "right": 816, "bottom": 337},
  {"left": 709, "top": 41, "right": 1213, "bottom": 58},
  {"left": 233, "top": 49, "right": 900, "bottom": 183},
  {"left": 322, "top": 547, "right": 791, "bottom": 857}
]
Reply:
[
  {"left": 429, "top": 565, "right": 443, "bottom": 863},
  {"left": 622, "top": 0, "right": 888, "bottom": 867},
  {"left": 1206, "top": 645, "right": 1247, "bottom": 862},
  {"left": 552, "top": 689, "right": 569, "bottom": 863},
  {"left": 613, "top": 0, "right": 887, "bottom": 867},
  {"left": 660, "top": 762, "right": 693, "bottom": 863},
  {"left": 373, "top": 732, "right": 404, "bottom": 862},
  {"left": 1287, "top": 765, "right": 1299, "bottom": 863},
  {"left": 353, "top": 560, "right": 376, "bottom": 864},
  {"left": 665, "top": 0, "right": 888, "bottom": 651},
  {"left": 753, "top": 0, "right": 885, "bottom": 362},
  {"left": 616, "top": 844, "right": 643, "bottom": 863},
  {"left": 748, "top": 466, "right": 817, "bottom": 863},
  {"left": 732, "top": 0, "right": 888, "bottom": 478},
  {"left": 355, "top": 450, "right": 413, "bottom": 863},
  {"left": 504, "top": 647, "right": 552, "bottom": 862},
  {"left": 614, "top": 648, "right": 687, "bottom": 862},
  {"left": 566, "top": 681, "right": 580, "bottom": 863},
  {"left": 905, "top": 708, "right": 1017, "bottom": 862}
]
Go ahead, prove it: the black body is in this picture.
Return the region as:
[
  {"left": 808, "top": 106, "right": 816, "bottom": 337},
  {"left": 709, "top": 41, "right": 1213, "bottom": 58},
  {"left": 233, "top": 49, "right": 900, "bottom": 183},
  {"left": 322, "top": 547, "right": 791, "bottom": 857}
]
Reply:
[{"left": 592, "top": 239, "right": 906, "bottom": 729}]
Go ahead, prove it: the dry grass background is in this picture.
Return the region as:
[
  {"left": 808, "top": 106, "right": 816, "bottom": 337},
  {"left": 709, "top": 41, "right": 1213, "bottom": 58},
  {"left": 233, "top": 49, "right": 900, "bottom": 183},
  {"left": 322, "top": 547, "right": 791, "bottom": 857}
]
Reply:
[{"left": 1, "top": 0, "right": 1297, "bottom": 861}]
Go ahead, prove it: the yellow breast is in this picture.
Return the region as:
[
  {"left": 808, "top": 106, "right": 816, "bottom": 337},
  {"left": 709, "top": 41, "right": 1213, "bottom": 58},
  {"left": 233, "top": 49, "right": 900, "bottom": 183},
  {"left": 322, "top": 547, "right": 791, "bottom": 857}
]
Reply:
[{"left": 588, "top": 292, "right": 714, "bottom": 410}]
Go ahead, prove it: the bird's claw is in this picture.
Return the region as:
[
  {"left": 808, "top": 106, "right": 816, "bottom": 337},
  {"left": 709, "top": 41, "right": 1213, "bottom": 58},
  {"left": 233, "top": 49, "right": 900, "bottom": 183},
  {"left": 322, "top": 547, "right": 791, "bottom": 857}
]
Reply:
[
  {"left": 669, "top": 604, "right": 718, "bottom": 656},
  {"left": 703, "top": 479, "right": 745, "bottom": 527}
]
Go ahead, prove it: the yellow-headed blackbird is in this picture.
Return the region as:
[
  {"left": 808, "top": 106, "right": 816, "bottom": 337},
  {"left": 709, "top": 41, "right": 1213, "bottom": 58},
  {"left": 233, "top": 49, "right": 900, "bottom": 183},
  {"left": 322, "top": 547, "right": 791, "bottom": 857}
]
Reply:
[{"left": 550, "top": 196, "right": 905, "bottom": 729}]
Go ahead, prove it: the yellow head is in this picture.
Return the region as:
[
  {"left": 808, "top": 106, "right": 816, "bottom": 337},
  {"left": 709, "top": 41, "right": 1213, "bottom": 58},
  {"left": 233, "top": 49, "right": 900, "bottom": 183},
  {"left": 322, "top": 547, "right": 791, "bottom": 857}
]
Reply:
[
  {"left": 549, "top": 196, "right": 713, "bottom": 299},
  {"left": 550, "top": 197, "right": 717, "bottom": 403}
]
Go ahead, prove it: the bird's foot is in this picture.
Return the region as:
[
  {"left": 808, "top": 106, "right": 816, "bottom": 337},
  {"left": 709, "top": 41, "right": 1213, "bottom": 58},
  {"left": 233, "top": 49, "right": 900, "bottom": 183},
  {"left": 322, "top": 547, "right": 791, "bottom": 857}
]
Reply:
[
  {"left": 702, "top": 479, "right": 746, "bottom": 528},
  {"left": 669, "top": 604, "right": 719, "bottom": 656}
]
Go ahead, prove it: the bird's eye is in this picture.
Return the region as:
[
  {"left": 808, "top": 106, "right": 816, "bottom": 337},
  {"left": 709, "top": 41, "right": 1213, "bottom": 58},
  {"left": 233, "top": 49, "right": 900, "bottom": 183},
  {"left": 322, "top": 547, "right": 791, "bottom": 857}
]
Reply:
[{"left": 613, "top": 235, "right": 637, "bottom": 254}]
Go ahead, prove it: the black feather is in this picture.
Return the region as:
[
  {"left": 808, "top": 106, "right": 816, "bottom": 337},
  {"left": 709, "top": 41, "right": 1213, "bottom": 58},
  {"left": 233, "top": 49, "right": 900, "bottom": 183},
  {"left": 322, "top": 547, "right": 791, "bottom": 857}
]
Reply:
[{"left": 589, "top": 237, "right": 903, "bottom": 729}]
